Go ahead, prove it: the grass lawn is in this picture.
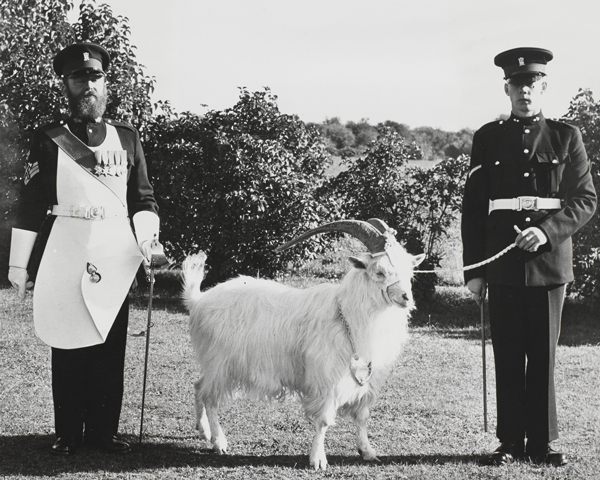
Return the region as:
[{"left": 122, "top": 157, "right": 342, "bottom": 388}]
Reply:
[{"left": 1, "top": 280, "right": 598, "bottom": 480}]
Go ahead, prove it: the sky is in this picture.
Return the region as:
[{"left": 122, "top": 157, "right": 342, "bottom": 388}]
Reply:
[{"left": 73, "top": 0, "right": 600, "bottom": 132}]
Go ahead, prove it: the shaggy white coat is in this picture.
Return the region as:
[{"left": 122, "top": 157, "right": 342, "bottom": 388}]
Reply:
[{"left": 182, "top": 247, "right": 423, "bottom": 470}]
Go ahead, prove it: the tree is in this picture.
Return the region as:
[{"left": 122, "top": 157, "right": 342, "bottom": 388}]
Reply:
[
  {"left": 314, "top": 117, "right": 356, "bottom": 156},
  {"left": 145, "top": 88, "right": 337, "bottom": 286},
  {"left": 325, "top": 127, "right": 468, "bottom": 302},
  {"left": 561, "top": 88, "right": 600, "bottom": 304},
  {"left": 0, "top": 0, "right": 156, "bottom": 283},
  {"left": 346, "top": 118, "right": 378, "bottom": 148}
]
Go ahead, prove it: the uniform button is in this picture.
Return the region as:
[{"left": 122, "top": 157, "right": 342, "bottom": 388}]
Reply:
[
  {"left": 524, "top": 129, "right": 530, "bottom": 134},
  {"left": 524, "top": 149, "right": 529, "bottom": 154},
  {"left": 499, "top": 120, "right": 504, "bottom": 125},
  {"left": 88, "top": 129, "right": 93, "bottom": 133},
  {"left": 59, "top": 120, "right": 65, "bottom": 125},
  {"left": 552, "top": 158, "right": 559, "bottom": 164},
  {"left": 525, "top": 217, "right": 531, "bottom": 223},
  {"left": 524, "top": 172, "right": 530, "bottom": 177},
  {"left": 495, "top": 161, "right": 500, "bottom": 165}
]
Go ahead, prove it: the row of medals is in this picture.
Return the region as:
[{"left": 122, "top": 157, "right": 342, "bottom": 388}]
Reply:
[{"left": 93, "top": 150, "right": 128, "bottom": 177}]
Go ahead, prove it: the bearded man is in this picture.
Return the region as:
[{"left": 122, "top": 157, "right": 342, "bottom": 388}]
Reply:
[{"left": 8, "top": 42, "right": 160, "bottom": 455}]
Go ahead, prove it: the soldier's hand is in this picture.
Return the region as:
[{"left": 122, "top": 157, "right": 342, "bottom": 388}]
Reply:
[
  {"left": 8, "top": 266, "right": 33, "bottom": 300},
  {"left": 515, "top": 226, "right": 547, "bottom": 252},
  {"left": 467, "top": 277, "right": 487, "bottom": 306}
]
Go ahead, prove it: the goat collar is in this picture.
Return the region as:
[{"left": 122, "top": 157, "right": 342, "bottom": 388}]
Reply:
[{"left": 337, "top": 304, "right": 372, "bottom": 386}]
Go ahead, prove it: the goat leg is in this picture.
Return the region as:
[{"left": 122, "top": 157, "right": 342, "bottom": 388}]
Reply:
[
  {"left": 193, "top": 379, "right": 211, "bottom": 441},
  {"left": 355, "top": 406, "right": 380, "bottom": 462}
]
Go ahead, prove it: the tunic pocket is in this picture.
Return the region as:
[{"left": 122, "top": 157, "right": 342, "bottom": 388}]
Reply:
[{"left": 534, "top": 151, "right": 568, "bottom": 195}]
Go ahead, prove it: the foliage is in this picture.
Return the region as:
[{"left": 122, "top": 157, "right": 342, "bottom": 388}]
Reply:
[
  {"left": 0, "top": 0, "right": 156, "bottom": 283},
  {"left": 310, "top": 117, "right": 356, "bottom": 156},
  {"left": 324, "top": 128, "right": 469, "bottom": 302},
  {"left": 561, "top": 88, "right": 600, "bottom": 304},
  {"left": 145, "top": 88, "right": 337, "bottom": 286},
  {"left": 346, "top": 118, "right": 378, "bottom": 148},
  {"left": 312, "top": 116, "right": 474, "bottom": 161}
]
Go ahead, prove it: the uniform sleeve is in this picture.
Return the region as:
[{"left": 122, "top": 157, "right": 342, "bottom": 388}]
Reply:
[
  {"left": 538, "top": 127, "right": 597, "bottom": 248},
  {"left": 117, "top": 126, "right": 159, "bottom": 217},
  {"left": 14, "top": 129, "right": 57, "bottom": 233},
  {"left": 461, "top": 129, "right": 490, "bottom": 283}
]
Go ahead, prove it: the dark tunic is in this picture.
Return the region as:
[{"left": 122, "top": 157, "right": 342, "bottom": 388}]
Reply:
[{"left": 461, "top": 113, "right": 596, "bottom": 286}]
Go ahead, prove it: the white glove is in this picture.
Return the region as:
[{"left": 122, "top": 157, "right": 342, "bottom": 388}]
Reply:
[
  {"left": 8, "top": 266, "right": 33, "bottom": 299},
  {"left": 132, "top": 211, "right": 160, "bottom": 262},
  {"left": 8, "top": 228, "right": 37, "bottom": 300},
  {"left": 467, "top": 277, "right": 487, "bottom": 306}
]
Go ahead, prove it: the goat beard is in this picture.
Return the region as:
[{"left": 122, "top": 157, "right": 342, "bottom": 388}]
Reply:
[{"left": 66, "top": 87, "right": 108, "bottom": 122}]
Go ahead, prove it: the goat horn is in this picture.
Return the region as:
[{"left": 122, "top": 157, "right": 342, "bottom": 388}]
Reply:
[
  {"left": 275, "top": 219, "right": 389, "bottom": 254},
  {"left": 366, "top": 218, "right": 392, "bottom": 234}
]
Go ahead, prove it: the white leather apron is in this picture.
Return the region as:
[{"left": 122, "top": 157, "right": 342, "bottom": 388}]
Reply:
[{"left": 33, "top": 125, "right": 144, "bottom": 349}]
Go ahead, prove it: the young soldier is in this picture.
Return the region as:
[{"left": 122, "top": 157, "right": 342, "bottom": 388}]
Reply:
[
  {"left": 461, "top": 47, "right": 596, "bottom": 466},
  {"left": 8, "top": 42, "right": 160, "bottom": 455}
]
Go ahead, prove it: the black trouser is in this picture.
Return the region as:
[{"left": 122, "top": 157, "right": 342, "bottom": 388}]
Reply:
[
  {"left": 51, "top": 299, "right": 129, "bottom": 442},
  {"left": 488, "top": 284, "right": 565, "bottom": 446}
]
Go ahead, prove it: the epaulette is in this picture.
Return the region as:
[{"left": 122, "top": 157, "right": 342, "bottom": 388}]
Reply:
[
  {"left": 477, "top": 119, "right": 507, "bottom": 134},
  {"left": 545, "top": 117, "right": 578, "bottom": 132},
  {"left": 105, "top": 118, "right": 136, "bottom": 132},
  {"left": 37, "top": 119, "right": 68, "bottom": 132}
]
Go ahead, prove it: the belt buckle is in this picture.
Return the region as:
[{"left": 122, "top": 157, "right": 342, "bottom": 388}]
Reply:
[
  {"left": 518, "top": 196, "right": 538, "bottom": 211},
  {"left": 69, "top": 205, "right": 104, "bottom": 219},
  {"left": 88, "top": 206, "right": 104, "bottom": 220}
]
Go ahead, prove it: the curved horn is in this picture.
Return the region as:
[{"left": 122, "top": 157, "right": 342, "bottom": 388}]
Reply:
[
  {"left": 367, "top": 218, "right": 392, "bottom": 234},
  {"left": 275, "top": 219, "right": 388, "bottom": 254}
]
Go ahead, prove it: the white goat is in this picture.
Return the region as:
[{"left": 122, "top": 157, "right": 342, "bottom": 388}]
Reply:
[{"left": 182, "top": 219, "right": 424, "bottom": 470}]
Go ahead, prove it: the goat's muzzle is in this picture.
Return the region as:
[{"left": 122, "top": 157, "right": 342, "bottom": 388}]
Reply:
[{"left": 385, "top": 281, "right": 411, "bottom": 308}]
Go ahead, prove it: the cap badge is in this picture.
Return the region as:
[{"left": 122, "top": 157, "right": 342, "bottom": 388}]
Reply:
[
  {"left": 83, "top": 52, "right": 90, "bottom": 61},
  {"left": 518, "top": 57, "right": 525, "bottom": 66}
]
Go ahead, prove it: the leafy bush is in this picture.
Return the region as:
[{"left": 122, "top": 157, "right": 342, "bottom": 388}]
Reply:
[
  {"left": 323, "top": 127, "right": 468, "bottom": 302},
  {"left": 561, "top": 88, "right": 600, "bottom": 305},
  {"left": 144, "top": 88, "right": 338, "bottom": 286}
]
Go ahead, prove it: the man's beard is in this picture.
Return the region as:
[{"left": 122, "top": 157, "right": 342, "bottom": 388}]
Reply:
[{"left": 66, "top": 87, "right": 108, "bottom": 121}]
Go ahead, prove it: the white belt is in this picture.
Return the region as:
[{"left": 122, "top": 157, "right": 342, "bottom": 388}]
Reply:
[
  {"left": 51, "top": 204, "right": 128, "bottom": 220},
  {"left": 489, "top": 196, "right": 562, "bottom": 213}
]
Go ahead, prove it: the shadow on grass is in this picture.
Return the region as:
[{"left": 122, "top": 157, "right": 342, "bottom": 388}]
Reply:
[{"left": 0, "top": 434, "right": 483, "bottom": 476}]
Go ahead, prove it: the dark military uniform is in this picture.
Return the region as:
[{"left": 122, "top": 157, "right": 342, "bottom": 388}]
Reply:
[
  {"left": 15, "top": 116, "right": 158, "bottom": 445},
  {"left": 462, "top": 112, "right": 597, "bottom": 449},
  {"left": 10, "top": 42, "right": 159, "bottom": 454}
]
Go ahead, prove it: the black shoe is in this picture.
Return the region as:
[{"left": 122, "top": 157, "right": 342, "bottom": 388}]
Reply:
[
  {"left": 488, "top": 441, "right": 524, "bottom": 465},
  {"left": 526, "top": 443, "right": 568, "bottom": 466},
  {"left": 51, "top": 437, "right": 77, "bottom": 456},
  {"left": 85, "top": 435, "right": 131, "bottom": 454}
]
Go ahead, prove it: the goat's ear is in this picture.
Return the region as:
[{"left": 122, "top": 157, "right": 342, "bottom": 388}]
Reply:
[
  {"left": 412, "top": 253, "right": 426, "bottom": 267},
  {"left": 348, "top": 256, "right": 368, "bottom": 270}
]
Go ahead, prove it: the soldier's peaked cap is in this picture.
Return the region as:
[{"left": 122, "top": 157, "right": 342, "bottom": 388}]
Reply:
[
  {"left": 494, "top": 47, "right": 553, "bottom": 79},
  {"left": 53, "top": 42, "right": 110, "bottom": 77}
]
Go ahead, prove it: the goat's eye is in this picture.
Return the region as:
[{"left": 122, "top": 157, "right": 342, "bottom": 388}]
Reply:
[{"left": 376, "top": 271, "right": 386, "bottom": 279}]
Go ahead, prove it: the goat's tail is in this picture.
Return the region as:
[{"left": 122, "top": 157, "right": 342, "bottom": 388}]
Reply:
[{"left": 181, "top": 252, "right": 207, "bottom": 310}]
